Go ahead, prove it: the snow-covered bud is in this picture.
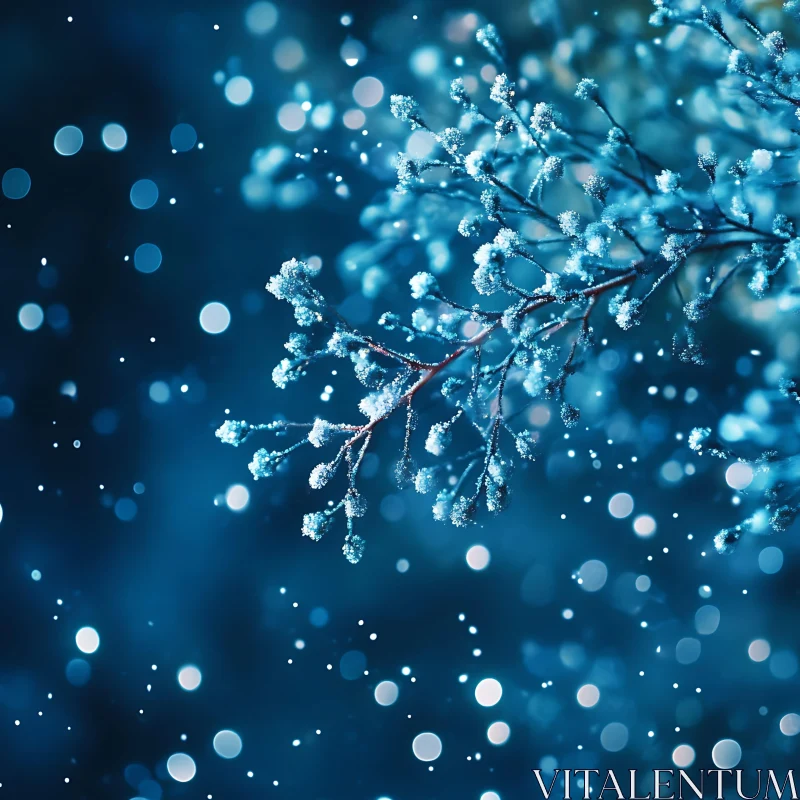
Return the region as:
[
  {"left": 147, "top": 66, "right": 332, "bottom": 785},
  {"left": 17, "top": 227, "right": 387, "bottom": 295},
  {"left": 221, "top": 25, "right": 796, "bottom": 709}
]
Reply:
[
  {"left": 344, "top": 490, "right": 368, "bottom": 518},
  {"left": 458, "top": 217, "right": 482, "bottom": 238},
  {"left": 688, "top": 427, "right": 710, "bottom": 453},
  {"left": 465, "top": 150, "right": 492, "bottom": 181},
  {"left": 714, "top": 525, "right": 742, "bottom": 554},
  {"left": 327, "top": 329, "right": 361, "bottom": 357},
  {"left": 764, "top": 31, "right": 787, "bottom": 60},
  {"left": 409, "top": 271, "right": 439, "bottom": 300},
  {"left": 531, "top": 102, "right": 558, "bottom": 135},
  {"left": 272, "top": 358, "right": 303, "bottom": 389},
  {"left": 560, "top": 403, "right": 580, "bottom": 428},
  {"left": 614, "top": 298, "right": 643, "bottom": 331},
  {"left": 309, "top": 459, "right": 338, "bottom": 489},
  {"left": 574, "top": 77, "right": 599, "bottom": 101},
  {"left": 773, "top": 214, "right": 795, "bottom": 239},
  {"left": 661, "top": 234, "right": 693, "bottom": 263},
  {"left": 425, "top": 421, "right": 453, "bottom": 456},
  {"left": 515, "top": 431, "right": 537, "bottom": 460},
  {"left": 438, "top": 127, "right": 464, "bottom": 155},
  {"left": 727, "top": 49, "right": 753, "bottom": 75},
  {"left": 540, "top": 156, "right": 563, "bottom": 182},
  {"left": 495, "top": 115, "right": 515, "bottom": 140},
  {"left": 302, "top": 511, "right": 332, "bottom": 541},
  {"left": 684, "top": 293, "right": 712, "bottom": 322},
  {"left": 583, "top": 174, "right": 609, "bottom": 203},
  {"left": 472, "top": 243, "right": 505, "bottom": 295},
  {"left": 655, "top": 169, "right": 680, "bottom": 194},
  {"left": 414, "top": 468, "right": 437, "bottom": 494},
  {"left": 481, "top": 189, "right": 501, "bottom": 216},
  {"left": 558, "top": 210, "right": 582, "bottom": 237},
  {"left": 432, "top": 489, "right": 452, "bottom": 522},
  {"left": 770, "top": 505, "right": 798, "bottom": 533},
  {"left": 449, "top": 77, "right": 470, "bottom": 105},
  {"left": 216, "top": 419, "right": 249, "bottom": 446},
  {"left": 285, "top": 332, "right": 310, "bottom": 358},
  {"left": 390, "top": 94, "right": 424, "bottom": 128},
  {"left": 490, "top": 73, "right": 516, "bottom": 105},
  {"left": 249, "top": 448, "right": 281, "bottom": 479},
  {"left": 476, "top": 24, "right": 504, "bottom": 62},
  {"left": 450, "top": 495, "right": 477, "bottom": 527},
  {"left": 342, "top": 533, "right": 366, "bottom": 564},
  {"left": 308, "top": 419, "right": 336, "bottom": 448},
  {"left": 698, "top": 151, "right": 718, "bottom": 182}
]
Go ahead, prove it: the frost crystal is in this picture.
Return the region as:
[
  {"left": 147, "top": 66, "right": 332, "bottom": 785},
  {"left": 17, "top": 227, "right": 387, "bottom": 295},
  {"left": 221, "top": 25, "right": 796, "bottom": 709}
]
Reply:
[
  {"left": 655, "top": 170, "right": 680, "bottom": 194},
  {"left": 390, "top": 94, "right": 422, "bottom": 128},
  {"left": 614, "top": 299, "right": 643, "bottom": 331},
  {"left": 582, "top": 175, "right": 609, "bottom": 204},
  {"left": 465, "top": 150, "right": 492, "bottom": 181},
  {"left": 302, "top": 512, "right": 332, "bottom": 541},
  {"left": 216, "top": 420, "right": 249, "bottom": 446},
  {"left": 308, "top": 419, "right": 335, "bottom": 448},
  {"left": 688, "top": 427, "right": 711, "bottom": 453},
  {"left": 409, "top": 272, "right": 439, "bottom": 300},
  {"left": 489, "top": 73, "right": 515, "bottom": 106},
  {"left": 475, "top": 24, "right": 503, "bottom": 62},
  {"left": 558, "top": 210, "right": 582, "bottom": 237},
  {"left": 342, "top": 533, "right": 366, "bottom": 564},
  {"left": 574, "top": 78, "right": 599, "bottom": 101},
  {"left": 530, "top": 102, "right": 557, "bottom": 135},
  {"left": 249, "top": 449, "right": 278, "bottom": 480},
  {"left": 425, "top": 422, "right": 452, "bottom": 456}
]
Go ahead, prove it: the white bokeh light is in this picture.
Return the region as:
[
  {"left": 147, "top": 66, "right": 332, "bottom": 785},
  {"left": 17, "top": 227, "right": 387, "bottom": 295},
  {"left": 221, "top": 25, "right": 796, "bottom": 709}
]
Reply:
[
  {"left": 633, "top": 514, "right": 657, "bottom": 538},
  {"left": 608, "top": 493, "right": 634, "bottom": 519},
  {"left": 274, "top": 38, "right": 305, "bottom": 71},
  {"left": 748, "top": 639, "right": 771, "bottom": 662},
  {"left": 600, "top": 722, "right": 629, "bottom": 752},
  {"left": 712, "top": 739, "right": 741, "bottom": 768},
  {"left": 178, "top": 664, "right": 203, "bottom": 692},
  {"left": 130, "top": 179, "right": 158, "bottom": 210},
  {"left": 695, "top": 604, "right": 721, "bottom": 635},
  {"left": 277, "top": 102, "right": 306, "bottom": 132},
  {"left": 466, "top": 544, "right": 490, "bottom": 571},
  {"left": 245, "top": 1, "right": 278, "bottom": 35},
  {"left": 487, "top": 721, "right": 510, "bottom": 745},
  {"left": 725, "top": 461, "right": 754, "bottom": 490},
  {"left": 578, "top": 559, "right": 608, "bottom": 592},
  {"left": 177, "top": 665, "right": 202, "bottom": 691},
  {"left": 475, "top": 678, "right": 502, "bottom": 707},
  {"left": 412, "top": 732, "right": 442, "bottom": 761},
  {"left": 213, "top": 729, "right": 243, "bottom": 759},
  {"left": 759, "top": 546, "right": 784, "bottom": 574},
  {"left": 577, "top": 683, "right": 600, "bottom": 708},
  {"left": 225, "top": 76, "right": 254, "bottom": 106},
  {"left": 225, "top": 484, "right": 250, "bottom": 511},
  {"left": 672, "top": 744, "right": 696, "bottom": 768},
  {"left": 374, "top": 680, "right": 399, "bottom": 706},
  {"left": 54, "top": 125, "right": 84, "bottom": 156},
  {"left": 780, "top": 714, "right": 800, "bottom": 736},
  {"left": 200, "top": 302, "right": 231, "bottom": 334},
  {"left": 102, "top": 123, "right": 128, "bottom": 151},
  {"left": 75, "top": 626, "right": 100, "bottom": 654},
  {"left": 353, "top": 76, "right": 384, "bottom": 107},
  {"left": 18, "top": 303, "right": 44, "bottom": 331},
  {"left": 166, "top": 753, "right": 196, "bottom": 782}
]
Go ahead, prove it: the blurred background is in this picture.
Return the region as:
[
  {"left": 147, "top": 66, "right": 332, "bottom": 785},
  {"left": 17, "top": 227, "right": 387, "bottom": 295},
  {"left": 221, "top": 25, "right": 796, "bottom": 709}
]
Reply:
[{"left": 1, "top": 0, "right": 799, "bottom": 798}]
